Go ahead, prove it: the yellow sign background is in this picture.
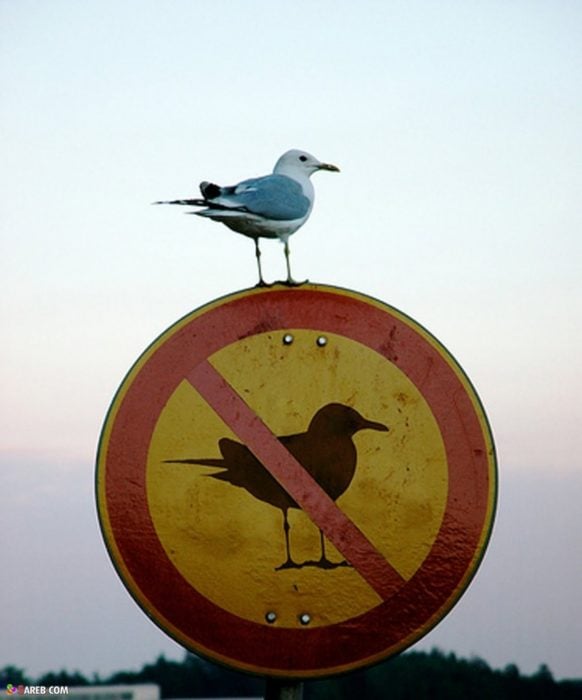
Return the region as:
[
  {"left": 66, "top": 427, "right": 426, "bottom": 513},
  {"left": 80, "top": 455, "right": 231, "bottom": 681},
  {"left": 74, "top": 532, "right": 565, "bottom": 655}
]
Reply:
[{"left": 147, "top": 329, "right": 448, "bottom": 627}]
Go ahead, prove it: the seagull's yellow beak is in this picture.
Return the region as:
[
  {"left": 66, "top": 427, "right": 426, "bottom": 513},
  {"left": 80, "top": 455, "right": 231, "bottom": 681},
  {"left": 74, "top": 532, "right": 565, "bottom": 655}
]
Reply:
[{"left": 318, "top": 162, "right": 340, "bottom": 172}]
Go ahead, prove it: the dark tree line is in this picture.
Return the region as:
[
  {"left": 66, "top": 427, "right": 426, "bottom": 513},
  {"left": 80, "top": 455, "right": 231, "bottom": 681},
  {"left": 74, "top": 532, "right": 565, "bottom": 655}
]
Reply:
[{"left": 2, "top": 648, "right": 581, "bottom": 699}]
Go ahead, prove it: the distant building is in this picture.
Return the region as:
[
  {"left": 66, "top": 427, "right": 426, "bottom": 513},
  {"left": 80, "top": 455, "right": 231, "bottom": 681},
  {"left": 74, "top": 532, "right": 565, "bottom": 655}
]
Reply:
[
  {"left": 67, "top": 688, "right": 260, "bottom": 700},
  {"left": 67, "top": 686, "right": 159, "bottom": 700}
]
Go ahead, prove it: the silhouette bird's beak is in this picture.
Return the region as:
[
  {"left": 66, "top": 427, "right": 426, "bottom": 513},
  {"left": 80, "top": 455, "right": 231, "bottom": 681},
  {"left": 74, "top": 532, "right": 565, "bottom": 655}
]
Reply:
[{"left": 361, "top": 418, "right": 389, "bottom": 432}]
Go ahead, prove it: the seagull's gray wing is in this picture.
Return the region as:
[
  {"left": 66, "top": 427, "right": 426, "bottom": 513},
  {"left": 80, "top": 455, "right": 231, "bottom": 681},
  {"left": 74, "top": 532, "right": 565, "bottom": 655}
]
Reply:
[{"left": 212, "top": 174, "right": 311, "bottom": 221}]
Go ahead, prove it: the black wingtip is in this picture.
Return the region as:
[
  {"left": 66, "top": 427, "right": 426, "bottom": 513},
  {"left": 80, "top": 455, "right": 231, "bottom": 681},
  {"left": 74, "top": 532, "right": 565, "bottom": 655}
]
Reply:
[
  {"left": 153, "top": 198, "right": 206, "bottom": 206},
  {"left": 200, "top": 181, "right": 221, "bottom": 199}
]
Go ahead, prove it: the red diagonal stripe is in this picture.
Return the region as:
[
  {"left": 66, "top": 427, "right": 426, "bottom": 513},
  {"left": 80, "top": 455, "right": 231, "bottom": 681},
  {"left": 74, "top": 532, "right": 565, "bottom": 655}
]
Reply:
[{"left": 187, "top": 359, "right": 406, "bottom": 601}]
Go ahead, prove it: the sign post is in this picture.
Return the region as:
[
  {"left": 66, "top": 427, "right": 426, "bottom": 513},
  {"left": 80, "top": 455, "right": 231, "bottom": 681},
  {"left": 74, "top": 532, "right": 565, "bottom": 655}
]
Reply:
[
  {"left": 96, "top": 283, "right": 496, "bottom": 681},
  {"left": 264, "top": 679, "right": 303, "bottom": 700}
]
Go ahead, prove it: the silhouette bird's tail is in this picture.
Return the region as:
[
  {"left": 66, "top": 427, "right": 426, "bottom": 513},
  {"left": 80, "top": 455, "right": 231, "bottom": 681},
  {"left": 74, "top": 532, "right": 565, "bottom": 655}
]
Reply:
[{"left": 164, "top": 457, "right": 225, "bottom": 468}]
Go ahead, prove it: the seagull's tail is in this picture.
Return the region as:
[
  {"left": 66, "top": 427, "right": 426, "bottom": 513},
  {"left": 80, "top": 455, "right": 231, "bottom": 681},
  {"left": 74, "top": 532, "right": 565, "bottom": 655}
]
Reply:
[{"left": 153, "top": 181, "right": 225, "bottom": 207}]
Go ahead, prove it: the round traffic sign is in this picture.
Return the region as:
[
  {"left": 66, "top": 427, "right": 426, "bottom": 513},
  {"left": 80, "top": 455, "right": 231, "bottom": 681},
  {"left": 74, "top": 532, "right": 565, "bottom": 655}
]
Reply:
[{"left": 96, "top": 284, "right": 496, "bottom": 679}]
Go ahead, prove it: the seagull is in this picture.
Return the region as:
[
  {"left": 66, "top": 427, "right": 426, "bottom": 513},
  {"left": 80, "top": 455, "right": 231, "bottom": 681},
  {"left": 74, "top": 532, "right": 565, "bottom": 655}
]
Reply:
[
  {"left": 154, "top": 149, "right": 339, "bottom": 285},
  {"left": 164, "top": 403, "right": 388, "bottom": 570}
]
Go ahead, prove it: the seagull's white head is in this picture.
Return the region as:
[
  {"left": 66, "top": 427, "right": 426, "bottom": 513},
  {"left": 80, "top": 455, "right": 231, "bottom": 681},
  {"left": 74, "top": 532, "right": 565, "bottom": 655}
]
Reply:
[{"left": 273, "top": 149, "right": 340, "bottom": 180}]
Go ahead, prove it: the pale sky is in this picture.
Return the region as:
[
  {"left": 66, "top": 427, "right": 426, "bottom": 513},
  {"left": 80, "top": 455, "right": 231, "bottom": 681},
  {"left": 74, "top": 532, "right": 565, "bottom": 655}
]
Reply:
[{"left": 2, "top": 0, "right": 582, "bottom": 682}]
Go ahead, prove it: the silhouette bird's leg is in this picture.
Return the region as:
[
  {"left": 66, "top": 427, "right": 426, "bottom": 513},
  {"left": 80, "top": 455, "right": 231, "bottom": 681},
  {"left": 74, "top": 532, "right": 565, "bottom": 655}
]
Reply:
[
  {"left": 316, "top": 529, "right": 351, "bottom": 570},
  {"left": 254, "top": 238, "right": 267, "bottom": 286},
  {"left": 318, "top": 529, "right": 336, "bottom": 567},
  {"left": 275, "top": 509, "right": 300, "bottom": 570},
  {"left": 283, "top": 510, "right": 292, "bottom": 561},
  {"left": 319, "top": 529, "right": 328, "bottom": 564}
]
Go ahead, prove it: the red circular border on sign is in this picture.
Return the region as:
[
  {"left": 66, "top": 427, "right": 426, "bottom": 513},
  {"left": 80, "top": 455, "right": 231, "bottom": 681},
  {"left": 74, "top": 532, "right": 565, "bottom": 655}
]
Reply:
[{"left": 99, "top": 287, "right": 494, "bottom": 676}]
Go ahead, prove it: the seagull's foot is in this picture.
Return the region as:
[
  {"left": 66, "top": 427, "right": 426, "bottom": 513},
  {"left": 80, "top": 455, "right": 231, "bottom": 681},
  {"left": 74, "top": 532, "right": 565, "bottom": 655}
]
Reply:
[
  {"left": 254, "top": 279, "right": 274, "bottom": 288},
  {"left": 276, "top": 278, "right": 309, "bottom": 287}
]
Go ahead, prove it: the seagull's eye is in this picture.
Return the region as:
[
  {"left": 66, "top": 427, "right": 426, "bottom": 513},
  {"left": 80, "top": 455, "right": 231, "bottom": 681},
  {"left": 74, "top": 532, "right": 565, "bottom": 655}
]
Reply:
[{"left": 299, "top": 155, "right": 308, "bottom": 162}]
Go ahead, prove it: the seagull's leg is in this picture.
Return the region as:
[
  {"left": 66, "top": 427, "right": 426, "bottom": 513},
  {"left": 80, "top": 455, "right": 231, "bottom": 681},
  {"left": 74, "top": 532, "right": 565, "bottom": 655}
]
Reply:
[
  {"left": 282, "top": 237, "right": 307, "bottom": 286},
  {"left": 254, "top": 238, "right": 267, "bottom": 286},
  {"left": 283, "top": 238, "right": 295, "bottom": 285}
]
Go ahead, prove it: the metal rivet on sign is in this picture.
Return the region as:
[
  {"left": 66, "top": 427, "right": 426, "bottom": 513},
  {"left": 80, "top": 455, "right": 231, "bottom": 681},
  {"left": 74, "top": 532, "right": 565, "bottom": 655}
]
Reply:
[
  {"left": 265, "top": 612, "right": 277, "bottom": 624},
  {"left": 316, "top": 336, "right": 327, "bottom": 347},
  {"left": 283, "top": 333, "right": 294, "bottom": 345},
  {"left": 299, "top": 613, "right": 311, "bottom": 626}
]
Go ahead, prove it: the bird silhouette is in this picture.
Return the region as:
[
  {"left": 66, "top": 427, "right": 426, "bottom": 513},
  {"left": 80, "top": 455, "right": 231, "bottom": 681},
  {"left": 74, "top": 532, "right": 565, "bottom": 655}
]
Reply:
[
  {"left": 164, "top": 403, "right": 389, "bottom": 570},
  {"left": 153, "top": 149, "right": 339, "bottom": 286}
]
